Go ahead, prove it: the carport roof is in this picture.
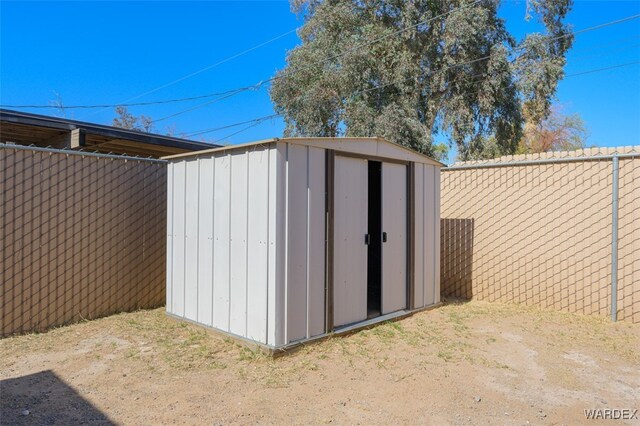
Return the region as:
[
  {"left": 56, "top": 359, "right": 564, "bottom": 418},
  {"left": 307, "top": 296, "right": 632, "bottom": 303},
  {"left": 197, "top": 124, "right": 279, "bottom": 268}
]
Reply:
[{"left": 0, "top": 109, "right": 219, "bottom": 158}]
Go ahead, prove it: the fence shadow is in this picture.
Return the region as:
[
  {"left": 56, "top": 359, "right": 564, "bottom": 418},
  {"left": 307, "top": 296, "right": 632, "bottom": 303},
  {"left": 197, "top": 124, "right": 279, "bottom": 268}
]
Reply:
[
  {"left": 440, "top": 218, "right": 475, "bottom": 300},
  {"left": 0, "top": 370, "right": 115, "bottom": 425}
]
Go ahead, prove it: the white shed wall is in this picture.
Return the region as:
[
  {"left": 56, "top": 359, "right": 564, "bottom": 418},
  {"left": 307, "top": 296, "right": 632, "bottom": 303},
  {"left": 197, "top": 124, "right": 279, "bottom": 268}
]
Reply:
[
  {"left": 167, "top": 139, "right": 439, "bottom": 349},
  {"left": 281, "top": 142, "right": 326, "bottom": 344},
  {"left": 166, "top": 146, "right": 279, "bottom": 345},
  {"left": 414, "top": 163, "right": 441, "bottom": 308}
]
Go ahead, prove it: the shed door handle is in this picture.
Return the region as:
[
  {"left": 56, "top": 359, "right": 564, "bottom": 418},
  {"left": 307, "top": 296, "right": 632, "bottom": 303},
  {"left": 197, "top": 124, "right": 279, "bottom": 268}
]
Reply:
[{"left": 382, "top": 232, "right": 388, "bottom": 243}]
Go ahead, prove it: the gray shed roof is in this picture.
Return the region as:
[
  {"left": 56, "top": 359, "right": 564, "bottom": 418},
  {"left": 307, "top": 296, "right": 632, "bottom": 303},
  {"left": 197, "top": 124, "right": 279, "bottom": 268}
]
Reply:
[{"left": 163, "top": 137, "right": 445, "bottom": 167}]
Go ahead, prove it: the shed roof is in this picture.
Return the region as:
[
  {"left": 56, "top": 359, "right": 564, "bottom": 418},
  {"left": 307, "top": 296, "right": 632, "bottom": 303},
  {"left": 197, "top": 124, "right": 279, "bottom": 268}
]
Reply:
[
  {"left": 0, "top": 109, "right": 219, "bottom": 158},
  {"left": 162, "top": 137, "right": 444, "bottom": 167}
]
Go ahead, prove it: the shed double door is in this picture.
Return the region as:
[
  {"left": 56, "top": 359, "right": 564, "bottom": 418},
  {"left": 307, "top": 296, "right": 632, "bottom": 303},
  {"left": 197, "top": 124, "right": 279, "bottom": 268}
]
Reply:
[{"left": 333, "top": 156, "right": 407, "bottom": 328}]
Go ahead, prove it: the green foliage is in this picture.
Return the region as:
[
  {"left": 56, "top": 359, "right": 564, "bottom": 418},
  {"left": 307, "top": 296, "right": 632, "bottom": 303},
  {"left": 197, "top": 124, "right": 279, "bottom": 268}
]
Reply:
[
  {"left": 271, "top": 0, "right": 574, "bottom": 160},
  {"left": 431, "top": 142, "right": 449, "bottom": 162}
]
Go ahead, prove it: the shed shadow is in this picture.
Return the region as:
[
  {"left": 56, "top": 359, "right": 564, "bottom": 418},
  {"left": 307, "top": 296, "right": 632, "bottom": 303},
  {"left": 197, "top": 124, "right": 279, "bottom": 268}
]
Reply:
[
  {"left": 440, "top": 218, "right": 475, "bottom": 300},
  {"left": 0, "top": 370, "right": 115, "bottom": 425}
]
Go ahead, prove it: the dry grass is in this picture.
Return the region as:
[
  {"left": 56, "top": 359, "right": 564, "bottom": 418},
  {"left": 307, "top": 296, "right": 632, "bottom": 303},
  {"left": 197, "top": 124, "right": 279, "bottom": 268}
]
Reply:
[{"left": 1, "top": 300, "right": 638, "bottom": 424}]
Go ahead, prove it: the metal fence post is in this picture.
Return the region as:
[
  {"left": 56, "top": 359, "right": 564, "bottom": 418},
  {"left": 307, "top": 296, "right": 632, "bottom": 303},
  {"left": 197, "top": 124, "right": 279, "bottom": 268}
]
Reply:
[{"left": 611, "top": 155, "right": 619, "bottom": 322}]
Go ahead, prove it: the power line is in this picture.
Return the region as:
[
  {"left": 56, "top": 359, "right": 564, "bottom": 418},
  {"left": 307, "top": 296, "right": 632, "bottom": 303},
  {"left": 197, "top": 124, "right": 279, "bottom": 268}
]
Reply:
[
  {"left": 192, "top": 59, "right": 639, "bottom": 141},
  {"left": 123, "top": 0, "right": 486, "bottom": 122},
  {"left": 79, "top": 27, "right": 299, "bottom": 119},
  {"left": 352, "top": 53, "right": 640, "bottom": 102},
  {"left": 1, "top": 2, "right": 484, "bottom": 113},
  {"left": 150, "top": 87, "right": 256, "bottom": 123},
  {"left": 182, "top": 15, "right": 640, "bottom": 138},
  {"left": 4, "top": 11, "right": 638, "bottom": 114},
  {"left": 3, "top": 29, "right": 633, "bottom": 111},
  {"left": 212, "top": 119, "right": 270, "bottom": 143},
  {"left": 4, "top": 12, "right": 639, "bottom": 141},
  {"left": 1, "top": 0, "right": 477, "bottom": 114},
  {"left": 185, "top": 114, "right": 280, "bottom": 137},
  {"left": 357, "top": 44, "right": 640, "bottom": 97},
  {"left": 426, "top": 14, "right": 640, "bottom": 76},
  {"left": 119, "top": 28, "right": 298, "bottom": 105},
  {"left": 565, "top": 61, "right": 640, "bottom": 77},
  {"left": 184, "top": 47, "right": 640, "bottom": 140},
  {"left": 0, "top": 87, "right": 257, "bottom": 109}
]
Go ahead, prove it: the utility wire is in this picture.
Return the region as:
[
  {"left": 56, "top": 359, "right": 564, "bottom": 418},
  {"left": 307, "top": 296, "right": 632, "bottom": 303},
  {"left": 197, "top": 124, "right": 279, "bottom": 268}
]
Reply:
[
  {"left": 150, "top": 87, "right": 255, "bottom": 123},
  {"left": 118, "top": 28, "right": 298, "bottom": 104},
  {"left": 6, "top": 1, "right": 481, "bottom": 113},
  {"left": 564, "top": 61, "right": 640, "bottom": 77},
  {"left": 4, "top": 11, "right": 637, "bottom": 112},
  {"left": 0, "top": 0, "right": 478, "bottom": 113},
  {"left": 0, "top": 11, "right": 634, "bottom": 145},
  {"left": 136, "top": 0, "right": 485, "bottom": 122},
  {"left": 0, "top": 87, "right": 258, "bottom": 109},
  {"left": 3, "top": 31, "right": 633, "bottom": 111},
  {"left": 441, "top": 13, "right": 640, "bottom": 73},
  {"left": 212, "top": 119, "right": 269, "bottom": 143},
  {"left": 358, "top": 44, "right": 640, "bottom": 97},
  {"left": 189, "top": 59, "right": 639, "bottom": 141},
  {"left": 0, "top": 11, "right": 640, "bottom": 113},
  {"left": 182, "top": 18, "right": 640, "bottom": 138},
  {"left": 185, "top": 114, "right": 280, "bottom": 137},
  {"left": 79, "top": 27, "right": 298, "bottom": 119},
  {"left": 3, "top": 11, "right": 639, "bottom": 141}
]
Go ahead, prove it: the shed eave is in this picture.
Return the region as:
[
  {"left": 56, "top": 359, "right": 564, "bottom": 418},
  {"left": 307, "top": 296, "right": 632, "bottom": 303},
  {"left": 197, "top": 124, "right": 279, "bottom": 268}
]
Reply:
[
  {"left": 161, "top": 138, "right": 280, "bottom": 160},
  {"left": 162, "top": 136, "right": 445, "bottom": 167}
]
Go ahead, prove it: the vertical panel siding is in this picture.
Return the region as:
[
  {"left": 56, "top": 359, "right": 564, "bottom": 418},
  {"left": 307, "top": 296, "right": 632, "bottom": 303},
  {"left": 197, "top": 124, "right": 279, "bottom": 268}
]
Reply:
[
  {"left": 197, "top": 157, "right": 214, "bottom": 326},
  {"left": 381, "top": 162, "right": 407, "bottom": 314},
  {"left": 413, "top": 163, "right": 425, "bottom": 308},
  {"left": 307, "top": 147, "right": 326, "bottom": 338},
  {"left": 333, "top": 155, "right": 369, "bottom": 327},
  {"left": 283, "top": 144, "right": 326, "bottom": 343},
  {"left": 285, "top": 144, "right": 309, "bottom": 342},
  {"left": 166, "top": 163, "right": 174, "bottom": 312},
  {"left": 229, "top": 153, "right": 248, "bottom": 336},
  {"left": 268, "top": 144, "right": 287, "bottom": 346},
  {"left": 434, "top": 168, "right": 441, "bottom": 304},
  {"left": 171, "top": 161, "right": 186, "bottom": 317},
  {"left": 423, "top": 165, "right": 436, "bottom": 306},
  {"left": 168, "top": 148, "right": 278, "bottom": 344},
  {"left": 165, "top": 142, "right": 332, "bottom": 345},
  {"left": 212, "top": 155, "right": 231, "bottom": 331},
  {"left": 246, "top": 148, "right": 270, "bottom": 343},
  {"left": 184, "top": 160, "right": 199, "bottom": 321}
]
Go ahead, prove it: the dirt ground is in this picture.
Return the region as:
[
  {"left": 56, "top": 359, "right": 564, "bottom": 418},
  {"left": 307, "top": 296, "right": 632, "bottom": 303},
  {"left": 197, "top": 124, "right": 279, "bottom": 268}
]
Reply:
[{"left": 1, "top": 300, "right": 638, "bottom": 425}]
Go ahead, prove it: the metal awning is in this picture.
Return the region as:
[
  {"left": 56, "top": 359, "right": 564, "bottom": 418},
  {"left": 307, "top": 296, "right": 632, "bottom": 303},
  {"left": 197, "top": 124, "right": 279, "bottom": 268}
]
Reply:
[{"left": 0, "top": 109, "right": 219, "bottom": 158}]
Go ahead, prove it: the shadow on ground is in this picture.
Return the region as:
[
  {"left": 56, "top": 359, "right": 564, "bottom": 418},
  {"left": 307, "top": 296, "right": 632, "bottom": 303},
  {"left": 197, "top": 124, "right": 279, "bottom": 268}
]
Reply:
[{"left": 1, "top": 370, "right": 114, "bottom": 425}]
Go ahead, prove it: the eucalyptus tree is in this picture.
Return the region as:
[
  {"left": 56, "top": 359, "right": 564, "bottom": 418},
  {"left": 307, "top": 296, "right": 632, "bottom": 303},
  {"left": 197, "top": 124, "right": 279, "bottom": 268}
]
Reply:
[{"left": 270, "top": 0, "right": 573, "bottom": 160}]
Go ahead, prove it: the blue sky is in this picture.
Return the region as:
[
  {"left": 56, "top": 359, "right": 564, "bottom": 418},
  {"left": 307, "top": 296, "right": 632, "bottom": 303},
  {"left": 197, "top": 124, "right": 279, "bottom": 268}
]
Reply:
[{"left": 1, "top": 1, "right": 639, "bottom": 160}]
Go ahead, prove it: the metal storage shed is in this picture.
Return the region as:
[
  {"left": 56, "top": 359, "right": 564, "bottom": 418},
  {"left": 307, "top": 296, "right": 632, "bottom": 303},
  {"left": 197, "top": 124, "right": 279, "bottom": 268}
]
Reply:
[{"left": 164, "top": 137, "right": 443, "bottom": 349}]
